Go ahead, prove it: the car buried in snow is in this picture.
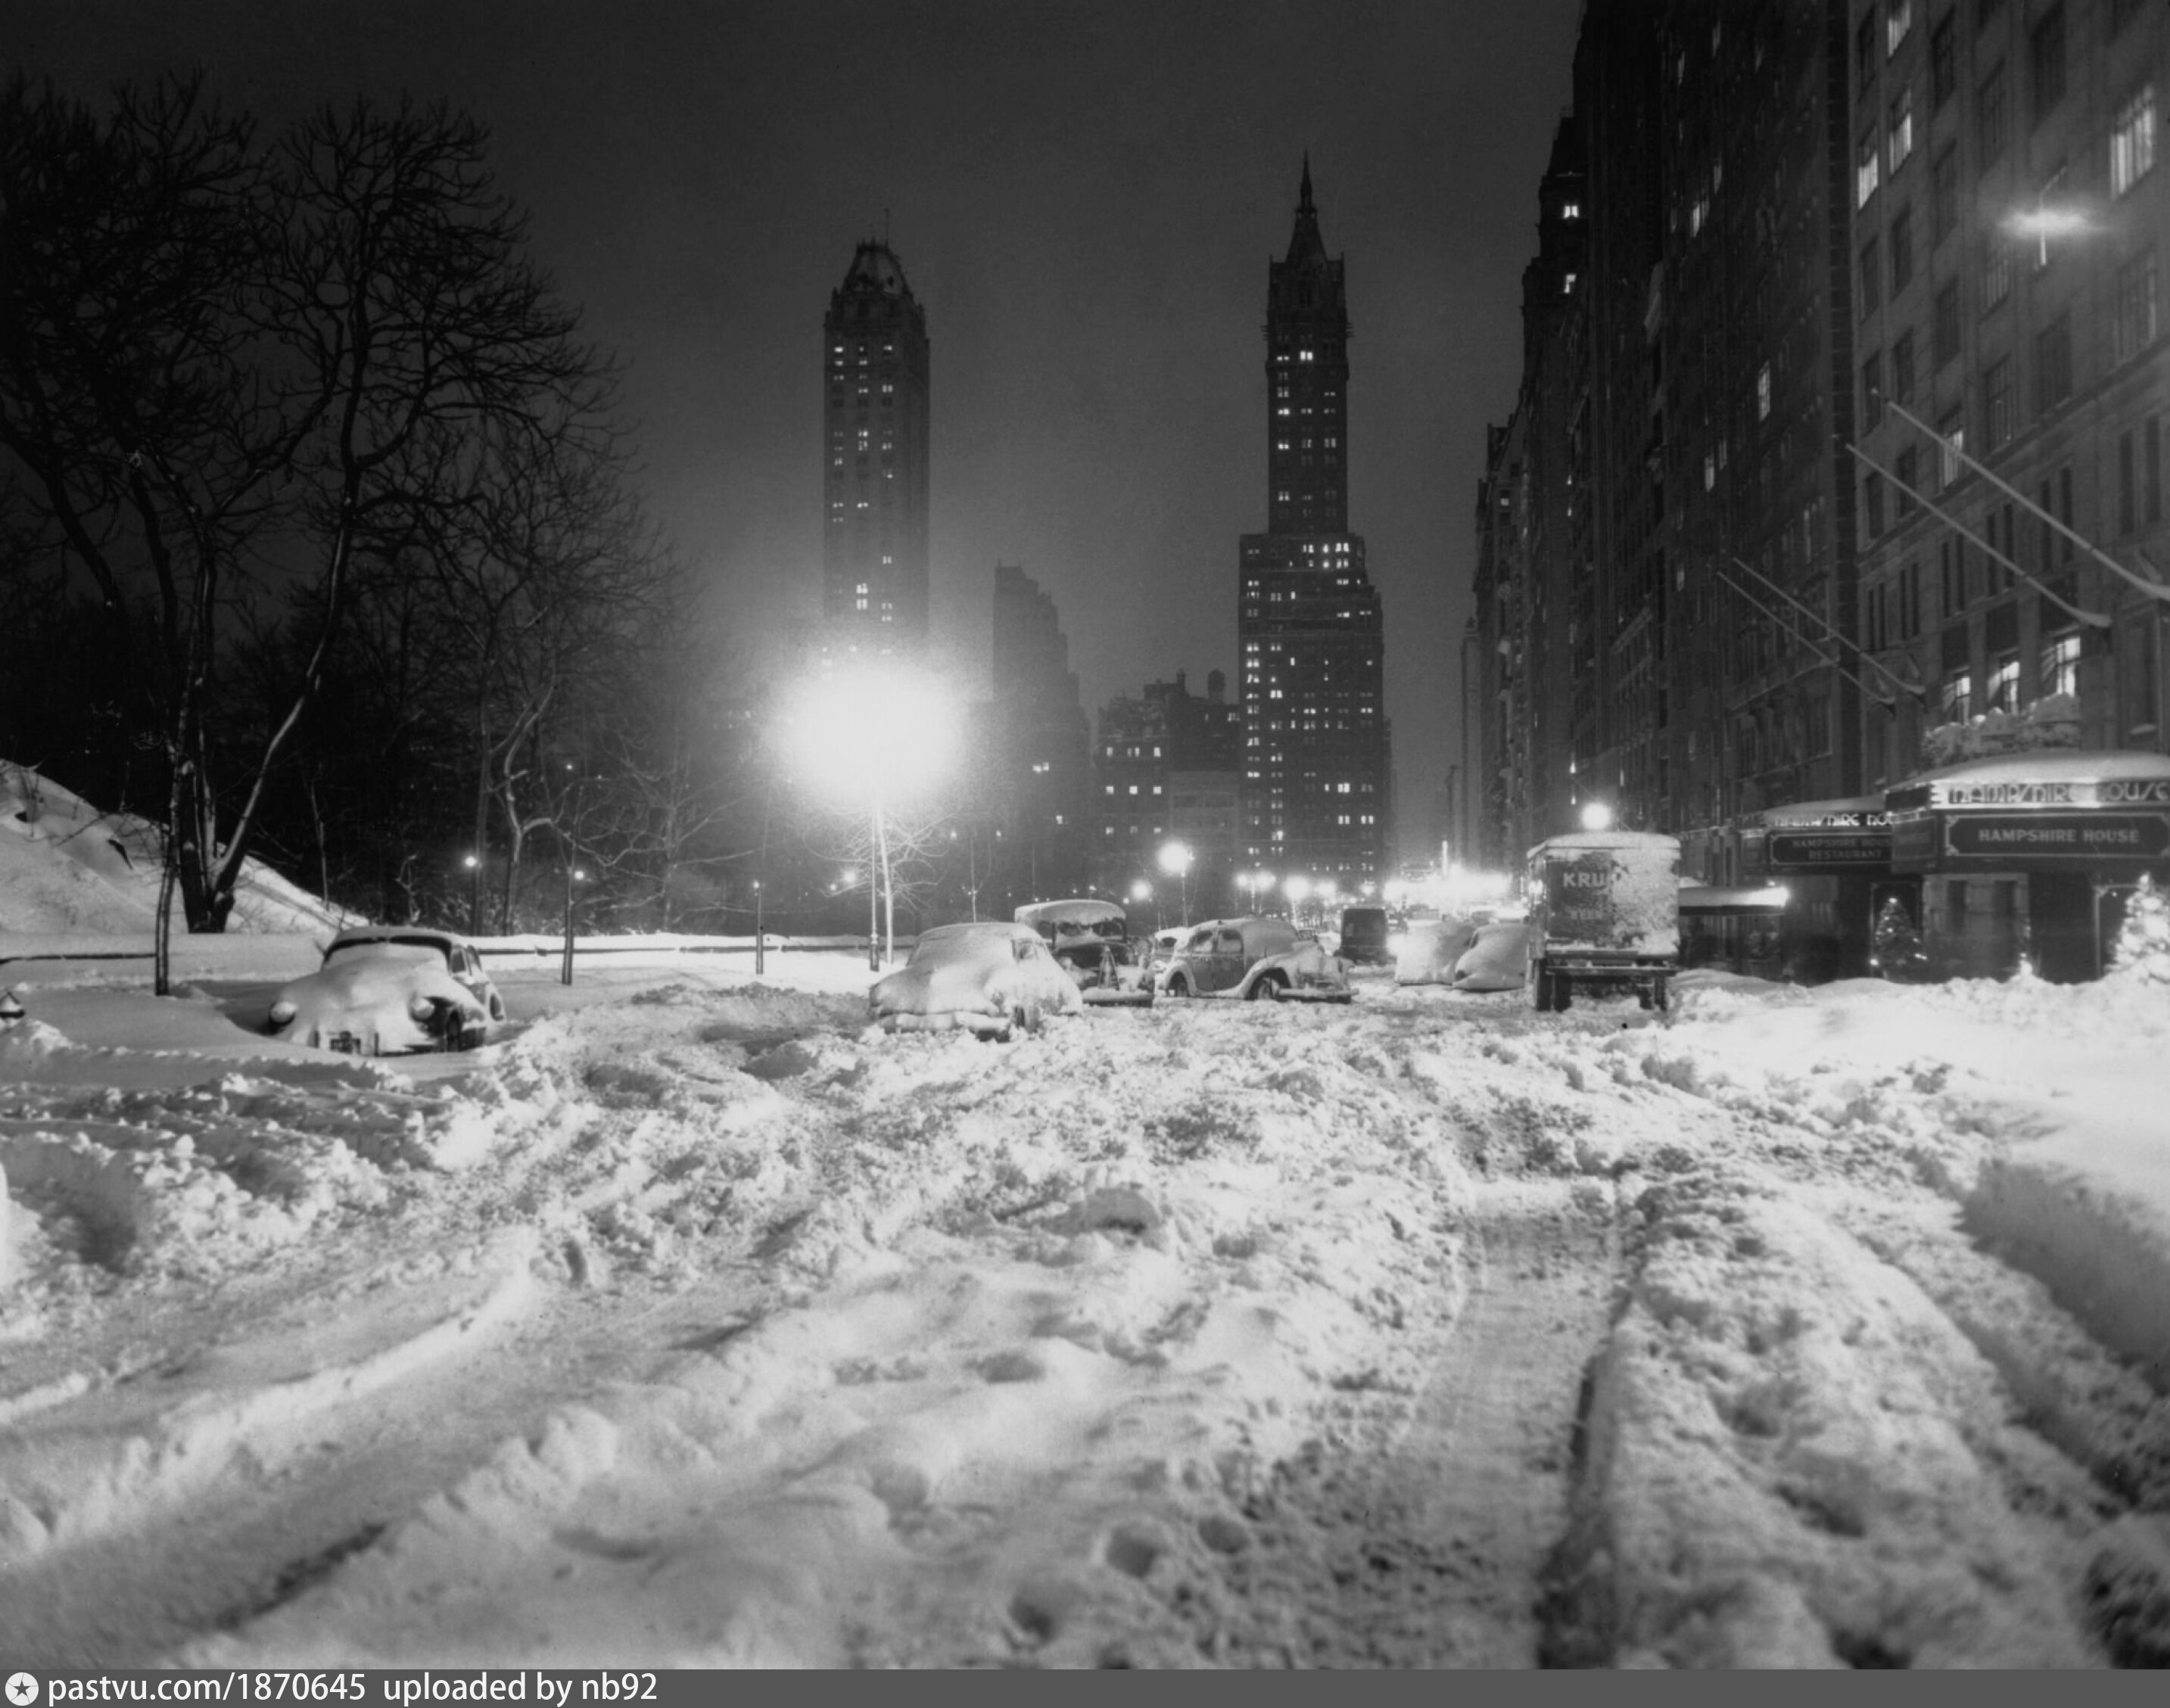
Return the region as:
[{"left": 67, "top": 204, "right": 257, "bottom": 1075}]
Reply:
[
  {"left": 868, "top": 920, "right": 1085, "bottom": 1041},
  {"left": 1152, "top": 915, "right": 1354, "bottom": 1003},
  {"left": 265, "top": 926, "right": 506, "bottom": 1054},
  {"left": 1015, "top": 898, "right": 1155, "bottom": 1008}
]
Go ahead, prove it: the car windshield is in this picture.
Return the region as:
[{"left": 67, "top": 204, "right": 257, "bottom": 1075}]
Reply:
[
  {"left": 323, "top": 941, "right": 445, "bottom": 969},
  {"left": 908, "top": 929, "right": 1013, "bottom": 966}
]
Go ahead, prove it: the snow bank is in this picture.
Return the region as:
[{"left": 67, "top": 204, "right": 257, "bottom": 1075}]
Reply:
[{"left": 1, "top": 762, "right": 361, "bottom": 936}]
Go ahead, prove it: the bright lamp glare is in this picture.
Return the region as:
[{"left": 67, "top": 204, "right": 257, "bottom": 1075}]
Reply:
[
  {"left": 1580, "top": 801, "right": 1615, "bottom": 832},
  {"left": 788, "top": 667, "right": 957, "bottom": 802},
  {"left": 2004, "top": 206, "right": 2088, "bottom": 240}
]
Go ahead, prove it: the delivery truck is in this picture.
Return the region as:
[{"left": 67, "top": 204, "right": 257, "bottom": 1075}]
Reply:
[{"left": 1524, "top": 830, "right": 1682, "bottom": 1013}]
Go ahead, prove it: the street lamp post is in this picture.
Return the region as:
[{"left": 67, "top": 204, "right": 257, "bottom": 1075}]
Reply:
[
  {"left": 868, "top": 796, "right": 888, "bottom": 971},
  {"left": 559, "top": 866, "right": 585, "bottom": 986},
  {"left": 463, "top": 852, "right": 482, "bottom": 938},
  {"left": 786, "top": 666, "right": 957, "bottom": 974},
  {"left": 1158, "top": 840, "right": 1194, "bottom": 928},
  {"left": 754, "top": 879, "right": 764, "bottom": 975}
]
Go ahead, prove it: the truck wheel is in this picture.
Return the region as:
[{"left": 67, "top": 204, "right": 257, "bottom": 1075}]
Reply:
[
  {"left": 1529, "top": 969, "right": 1549, "bottom": 1011},
  {"left": 1655, "top": 978, "right": 1670, "bottom": 1013},
  {"left": 1637, "top": 986, "right": 1654, "bottom": 1011},
  {"left": 1554, "top": 975, "right": 1573, "bottom": 1012}
]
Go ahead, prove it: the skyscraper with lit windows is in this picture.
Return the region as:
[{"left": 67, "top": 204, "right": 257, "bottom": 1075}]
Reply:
[
  {"left": 821, "top": 240, "right": 929, "bottom": 660},
  {"left": 1238, "top": 160, "right": 1391, "bottom": 885}
]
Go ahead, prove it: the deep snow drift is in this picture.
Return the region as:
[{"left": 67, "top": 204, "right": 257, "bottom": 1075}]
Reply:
[
  {"left": 1, "top": 764, "right": 357, "bottom": 937},
  {"left": 2, "top": 789, "right": 2167, "bottom": 1666}
]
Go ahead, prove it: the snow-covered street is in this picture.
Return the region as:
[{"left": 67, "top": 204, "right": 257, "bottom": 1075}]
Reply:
[{"left": 3, "top": 944, "right": 2167, "bottom": 1668}]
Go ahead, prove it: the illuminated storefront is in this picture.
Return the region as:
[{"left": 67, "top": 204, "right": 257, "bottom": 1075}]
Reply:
[
  {"left": 1737, "top": 795, "right": 1895, "bottom": 980},
  {"left": 1885, "top": 751, "right": 2170, "bottom": 982}
]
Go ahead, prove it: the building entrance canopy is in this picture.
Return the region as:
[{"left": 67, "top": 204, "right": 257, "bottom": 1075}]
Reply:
[
  {"left": 1739, "top": 794, "right": 1892, "bottom": 879},
  {"left": 1885, "top": 751, "right": 2170, "bottom": 874}
]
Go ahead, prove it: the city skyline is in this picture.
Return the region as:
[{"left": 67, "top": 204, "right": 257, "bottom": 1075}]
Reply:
[{"left": 7, "top": 0, "right": 1585, "bottom": 865}]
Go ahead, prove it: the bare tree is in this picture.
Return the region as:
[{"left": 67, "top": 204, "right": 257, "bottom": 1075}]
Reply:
[{"left": 1, "top": 76, "right": 616, "bottom": 987}]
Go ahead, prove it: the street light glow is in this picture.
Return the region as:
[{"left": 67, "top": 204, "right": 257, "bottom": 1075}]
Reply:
[
  {"left": 1580, "top": 801, "right": 1615, "bottom": 832},
  {"left": 785, "top": 664, "right": 959, "bottom": 969},
  {"left": 2004, "top": 204, "right": 2091, "bottom": 266},
  {"left": 786, "top": 665, "right": 958, "bottom": 804}
]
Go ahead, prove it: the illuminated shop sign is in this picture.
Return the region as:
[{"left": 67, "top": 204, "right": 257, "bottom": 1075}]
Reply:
[
  {"left": 1944, "top": 814, "right": 2170, "bottom": 859},
  {"left": 1931, "top": 777, "right": 2170, "bottom": 809},
  {"left": 1766, "top": 830, "right": 1889, "bottom": 866}
]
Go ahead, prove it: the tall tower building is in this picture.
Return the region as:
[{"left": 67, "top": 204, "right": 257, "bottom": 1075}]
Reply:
[
  {"left": 1239, "top": 160, "right": 1391, "bottom": 886},
  {"left": 821, "top": 240, "right": 930, "bottom": 661}
]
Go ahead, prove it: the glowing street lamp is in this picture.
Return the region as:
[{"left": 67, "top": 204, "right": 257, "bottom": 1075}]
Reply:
[
  {"left": 1158, "top": 840, "right": 1194, "bottom": 927},
  {"left": 788, "top": 666, "right": 958, "bottom": 969},
  {"left": 2005, "top": 202, "right": 2090, "bottom": 267},
  {"left": 1580, "top": 801, "right": 1615, "bottom": 832},
  {"left": 462, "top": 851, "right": 483, "bottom": 938},
  {"left": 1284, "top": 873, "right": 1312, "bottom": 926}
]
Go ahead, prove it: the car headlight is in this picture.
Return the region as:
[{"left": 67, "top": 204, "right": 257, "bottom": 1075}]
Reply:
[
  {"left": 268, "top": 999, "right": 297, "bottom": 1026},
  {"left": 409, "top": 993, "right": 437, "bottom": 1021}
]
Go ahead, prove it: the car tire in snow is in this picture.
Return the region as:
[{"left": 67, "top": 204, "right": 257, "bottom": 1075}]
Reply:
[
  {"left": 1166, "top": 975, "right": 1191, "bottom": 999},
  {"left": 1248, "top": 971, "right": 1287, "bottom": 1001}
]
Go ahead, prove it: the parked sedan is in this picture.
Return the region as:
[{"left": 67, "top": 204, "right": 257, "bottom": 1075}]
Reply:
[
  {"left": 1153, "top": 916, "right": 1353, "bottom": 1003},
  {"left": 869, "top": 921, "right": 1085, "bottom": 1040},
  {"left": 266, "top": 927, "right": 506, "bottom": 1054}
]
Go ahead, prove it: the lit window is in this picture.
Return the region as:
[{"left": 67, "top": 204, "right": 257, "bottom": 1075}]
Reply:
[
  {"left": 1757, "top": 362, "right": 1772, "bottom": 420},
  {"left": 2113, "top": 85, "right": 2158, "bottom": 197},
  {"left": 1886, "top": 0, "right": 1911, "bottom": 57},
  {"left": 2040, "top": 630, "right": 2081, "bottom": 699},
  {"left": 1936, "top": 412, "right": 1964, "bottom": 489},
  {"left": 1986, "top": 652, "right": 2020, "bottom": 712},
  {"left": 1888, "top": 86, "right": 1913, "bottom": 170},
  {"left": 1857, "top": 130, "right": 1880, "bottom": 207}
]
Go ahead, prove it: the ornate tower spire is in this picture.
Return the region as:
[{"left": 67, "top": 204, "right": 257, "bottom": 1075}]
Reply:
[{"left": 1265, "top": 159, "right": 1348, "bottom": 534}]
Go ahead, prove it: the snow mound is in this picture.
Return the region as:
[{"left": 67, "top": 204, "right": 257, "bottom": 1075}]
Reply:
[{"left": 1, "top": 762, "right": 361, "bottom": 935}]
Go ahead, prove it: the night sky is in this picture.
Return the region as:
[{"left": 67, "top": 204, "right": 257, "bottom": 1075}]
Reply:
[{"left": 11, "top": 0, "right": 1583, "bottom": 864}]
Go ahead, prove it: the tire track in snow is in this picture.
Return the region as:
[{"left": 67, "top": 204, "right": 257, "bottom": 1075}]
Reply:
[{"left": 1162, "top": 1176, "right": 1622, "bottom": 1666}]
